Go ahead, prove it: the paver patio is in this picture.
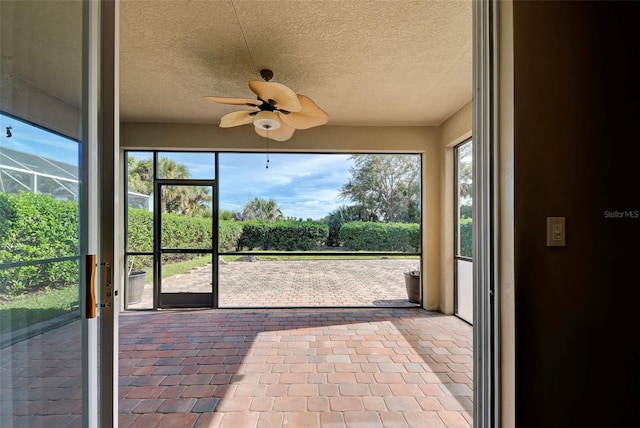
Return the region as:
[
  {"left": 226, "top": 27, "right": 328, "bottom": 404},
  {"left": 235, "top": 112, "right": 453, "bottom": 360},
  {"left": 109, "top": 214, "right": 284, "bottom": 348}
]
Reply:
[
  {"left": 129, "top": 258, "right": 421, "bottom": 309},
  {"left": 1, "top": 308, "right": 473, "bottom": 427}
]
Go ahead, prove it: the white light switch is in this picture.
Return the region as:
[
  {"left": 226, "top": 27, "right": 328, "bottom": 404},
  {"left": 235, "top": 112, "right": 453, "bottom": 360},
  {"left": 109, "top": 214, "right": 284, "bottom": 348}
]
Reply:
[{"left": 547, "top": 217, "right": 565, "bottom": 247}]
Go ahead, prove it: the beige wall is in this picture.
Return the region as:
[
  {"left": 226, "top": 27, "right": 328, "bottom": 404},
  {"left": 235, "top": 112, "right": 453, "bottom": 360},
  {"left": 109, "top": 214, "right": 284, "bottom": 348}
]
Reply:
[
  {"left": 436, "top": 101, "right": 472, "bottom": 314},
  {"left": 121, "top": 122, "right": 448, "bottom": 310},
  {"left": 120, "top": 123, "right": 434, "bottom": 153},
  {"left": 121, "top": 113, "right": 472, "bottom": 311}
]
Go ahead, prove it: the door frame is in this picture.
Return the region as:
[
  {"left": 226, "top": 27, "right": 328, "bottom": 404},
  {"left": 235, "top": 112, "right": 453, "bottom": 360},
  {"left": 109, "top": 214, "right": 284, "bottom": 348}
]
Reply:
[
  {"left": 472, "top": 0, "right": 500, "bottom": 426},
  {"left": 80, "top": 0, "right": 120, "bottom": 426},
  {"left": 105, "top": 0, "right": 503, "bottom": 424},
  {"left": 155, "top": 179, "right": 216, "bottom": 308},
  {"left": 80, "top": 0, "right": 100, "bottom": 425}
]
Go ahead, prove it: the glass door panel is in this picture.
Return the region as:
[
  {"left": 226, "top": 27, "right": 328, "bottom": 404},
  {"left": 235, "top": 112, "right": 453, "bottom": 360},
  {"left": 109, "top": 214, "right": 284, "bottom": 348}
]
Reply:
[
  {"left": 454, "top": 139, "right": 473, "bottom": 323},
  {"left": 0, "top": 1, "right": 104, "bottom": 425},
  {"left": 455, "top": 259, "right": 474, "bottom": 323},
  {"left": 157, "top": 182, "right": 215, "bottom": 308}
]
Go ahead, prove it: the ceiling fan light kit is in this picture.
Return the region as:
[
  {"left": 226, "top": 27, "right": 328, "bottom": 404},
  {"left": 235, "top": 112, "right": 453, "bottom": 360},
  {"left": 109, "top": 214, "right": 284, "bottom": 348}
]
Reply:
[
  {"left": 253, "top": 111, "right": 281, "bottom": 130},
  {"left": 205, "top": 69, "right": 328, "bottom": 141}
]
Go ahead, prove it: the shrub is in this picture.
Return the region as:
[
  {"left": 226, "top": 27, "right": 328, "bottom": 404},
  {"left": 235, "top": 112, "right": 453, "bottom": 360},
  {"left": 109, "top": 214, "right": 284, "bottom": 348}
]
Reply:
[
  {"left": 126, "top": 209, "right": 242, "bottom": 262},
  {"left": 267, "top": 222, "right": 328, "bottom": 251},
  {"left": 339, "top": 221, "right": 420, "bottom": 252},
  {"left": 160, "top": 211, "right": 211, "bottom": 250},
  {"left": 236, "top": 220, "right": 328, "bottom": 251},
  {"left": 0, "top": 192, "right": 79, "bottom": 297},
  {"left": 127, "top": 208, "right": 154, "bottom": 252},
  {"left": 458, "top": 218, "right": 473, "bottom": 257},
  {"left": 219, "top": 221, "right": 242, "bottom": 251}
]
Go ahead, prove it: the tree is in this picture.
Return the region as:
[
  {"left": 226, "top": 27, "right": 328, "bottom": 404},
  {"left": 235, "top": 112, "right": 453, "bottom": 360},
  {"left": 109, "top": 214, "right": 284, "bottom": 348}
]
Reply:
[
  {"left": 219, "top": 210, "right": 237, "bottom": 221},
  {"left": 459, "top": 204, "right": 472, "bottom": 219},
  {"left": 323, "top": 204, "right": 373, "bottom": 246},
  {"left": 457, "top": 141, "right": 473, "bottom": 201},
  {"left": 339, "top": 154, "right": 420, "bottom": 223},
  {"left": 239, "top": 197, "right": 284, "bottom": 221},
  {"left": 127, "top": 157, "right": 211, "bottom": 216},
  {"left": 127, "top": 157, "right": 154, "bottom": 195},
  {"left": 175, "top": 185, "right": 212, "bottom": 217}
]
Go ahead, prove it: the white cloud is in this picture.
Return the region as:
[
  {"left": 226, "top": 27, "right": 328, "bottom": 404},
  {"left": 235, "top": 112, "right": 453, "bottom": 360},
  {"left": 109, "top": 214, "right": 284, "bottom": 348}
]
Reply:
[{"left": 218, "top": 153, "right": 354, "bottom": 219}]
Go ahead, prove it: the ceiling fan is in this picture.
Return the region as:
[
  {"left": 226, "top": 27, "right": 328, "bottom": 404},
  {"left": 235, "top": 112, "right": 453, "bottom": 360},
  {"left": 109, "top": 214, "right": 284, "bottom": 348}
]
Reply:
[{"left": 205, "top": 69, "right": 329, "bottom": 142}]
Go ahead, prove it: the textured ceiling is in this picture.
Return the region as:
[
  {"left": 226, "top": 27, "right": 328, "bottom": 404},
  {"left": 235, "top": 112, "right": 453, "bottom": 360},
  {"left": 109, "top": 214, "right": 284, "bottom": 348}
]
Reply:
[
  {"left": 119, "top": 0, "right": 472, "bottom": 127},
  {"left": 1, "top": 1, "right": 83, "bottom": 111}
]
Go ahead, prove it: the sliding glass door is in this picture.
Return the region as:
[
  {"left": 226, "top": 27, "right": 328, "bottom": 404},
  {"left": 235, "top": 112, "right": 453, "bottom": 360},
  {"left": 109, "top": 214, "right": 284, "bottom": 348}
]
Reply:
[{"left": 0, "top": 1, "right": 111, "bottom": 426}]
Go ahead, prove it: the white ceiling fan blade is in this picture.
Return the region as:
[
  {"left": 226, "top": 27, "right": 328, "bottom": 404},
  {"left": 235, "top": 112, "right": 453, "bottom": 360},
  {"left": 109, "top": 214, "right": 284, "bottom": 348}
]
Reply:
[
  {"left": 248, "top": 81, "right": 303, "bottom": 112},
  {"left": 255, "top": 122, "right": 296, "bottom": 141},
  {"left": 205, "top": 96, "right": 262, "bottom": 107},
  {"left": 279, "top": 95, "right": 329, "bottom": 130},
  {"left": 220, "top": 110, "right": 255, "bottom": 128}
]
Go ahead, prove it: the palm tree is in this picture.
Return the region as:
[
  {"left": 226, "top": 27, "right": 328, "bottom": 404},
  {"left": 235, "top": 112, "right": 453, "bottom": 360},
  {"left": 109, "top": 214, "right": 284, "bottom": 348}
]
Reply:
[
  {"left": 127, "top": 157, "right": 153, "bottom": 195},
  {"left": 157, "top": 158, "right": 189, "bottom": 213},
  {"left": 241, "top": 197, "right": 284, "bottom": 221},
  {"left": 127, "top": 157, "right": 213, "bottom": 216},
  {"left": 177, "top": 186, "right": 212, "bottom": 217}
]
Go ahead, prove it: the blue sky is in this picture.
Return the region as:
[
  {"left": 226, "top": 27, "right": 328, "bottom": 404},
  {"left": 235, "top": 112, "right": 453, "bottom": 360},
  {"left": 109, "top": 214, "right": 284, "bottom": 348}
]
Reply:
[
  {"left": 0, "top": 113, "right": 79, "bottom": 161},
  {"left": 218, "top": 153, "right": 353, "bottom": 220},
  {"left": 129, "top": 151, "right": 355, "bottom": 220},
  {"left": 1, "top": 113, "right": 354, "bottom": 220}
]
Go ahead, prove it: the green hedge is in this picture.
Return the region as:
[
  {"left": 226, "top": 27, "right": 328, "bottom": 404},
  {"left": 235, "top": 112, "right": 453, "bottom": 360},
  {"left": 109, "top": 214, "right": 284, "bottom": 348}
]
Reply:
[
  {"left": 459, "top": 218, "right": 473, "bottom": 257},
  {"left": 128, "top": 207, "right": 211, "bottom": 268},
  {"left": 219, "top": 221, "right": 243, "bottom": 251},
  {"left": 0, "top": 193, "right": 426, "bottom": 298},
  {"left": 236, "top": 220, "right": 328, "bottom": 251},
  {"left": 0, "top": 192, "right": 79, "bottom": 297},
  {"left": 127, "top": 208, "right": 154, "bottom": 252},
  {"left": 127, "top": 208, "right": 242, "bottom": 253},
  {"left": 339, "top": 221, "right": 420, "bottom": 252}
]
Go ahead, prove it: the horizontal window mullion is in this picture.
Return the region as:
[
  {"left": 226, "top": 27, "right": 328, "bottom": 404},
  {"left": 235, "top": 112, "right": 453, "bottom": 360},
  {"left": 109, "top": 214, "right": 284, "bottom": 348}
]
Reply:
[{"left": 0, "top": 255, "right": 80, "bottom": 269}]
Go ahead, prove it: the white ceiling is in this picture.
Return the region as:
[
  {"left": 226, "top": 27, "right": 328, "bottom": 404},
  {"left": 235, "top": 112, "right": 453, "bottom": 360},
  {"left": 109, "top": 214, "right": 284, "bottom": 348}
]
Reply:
[{"left": 119, "top": 0, "right": 472, "bottom": 127}]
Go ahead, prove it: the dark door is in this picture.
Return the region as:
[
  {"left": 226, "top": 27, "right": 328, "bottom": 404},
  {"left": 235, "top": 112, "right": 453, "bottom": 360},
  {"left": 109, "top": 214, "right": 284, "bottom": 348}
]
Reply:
[{"left": 156, "top": 180, "right": 215, "bottom": 308}]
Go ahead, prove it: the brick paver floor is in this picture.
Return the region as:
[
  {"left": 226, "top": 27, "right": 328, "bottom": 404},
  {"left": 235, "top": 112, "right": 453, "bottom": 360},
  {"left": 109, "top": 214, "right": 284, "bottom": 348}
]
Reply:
[
  {"left": 2, "top": 309, "right": 472, "bottom": 427},
  {"left": 129, "top": 258, "right": 421, "bottom": 309},
  {"left": 119, "top": 308, "right": 473, "bottom": 427}
]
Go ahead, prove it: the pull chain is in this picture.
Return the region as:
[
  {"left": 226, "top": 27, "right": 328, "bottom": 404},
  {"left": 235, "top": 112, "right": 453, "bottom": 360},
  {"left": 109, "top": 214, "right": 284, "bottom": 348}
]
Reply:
[{"left": 266, "top": 130, "right": 270, "bottom": 169}]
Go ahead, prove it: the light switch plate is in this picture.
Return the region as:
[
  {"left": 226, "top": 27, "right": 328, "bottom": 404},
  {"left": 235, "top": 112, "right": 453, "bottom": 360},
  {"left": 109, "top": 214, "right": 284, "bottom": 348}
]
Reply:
[{"left": 546, "top": 217, "right": 565, "bottom": 247}]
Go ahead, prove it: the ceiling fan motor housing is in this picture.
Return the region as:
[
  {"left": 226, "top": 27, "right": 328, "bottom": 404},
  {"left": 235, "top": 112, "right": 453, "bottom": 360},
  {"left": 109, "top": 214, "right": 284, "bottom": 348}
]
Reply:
[{"left": 260, "top": 69, "right": 274, "bottom": 82}]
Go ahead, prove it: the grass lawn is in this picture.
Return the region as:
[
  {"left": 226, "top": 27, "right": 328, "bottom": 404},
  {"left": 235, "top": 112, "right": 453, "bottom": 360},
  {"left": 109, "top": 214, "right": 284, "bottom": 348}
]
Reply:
[
  {"left": 0, "top": 285, "right": 79, "bottom": 335},
  {"left": 158, "top": 254, "right": 213, "bottom": 281},
  {"left": 220, "top": 253, "right": 420, "bottom": 262}
]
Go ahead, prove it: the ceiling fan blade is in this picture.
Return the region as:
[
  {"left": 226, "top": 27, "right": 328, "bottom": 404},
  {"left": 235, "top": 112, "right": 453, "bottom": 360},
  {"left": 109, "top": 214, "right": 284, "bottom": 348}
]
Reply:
[
  {"left": 205, "top": 96, "right": 262, "bottom": 107},
  {"left": 220, "top": 110, "right": 255, "bottom": 128},
  {"left": 279, "top": 95, "right": 329, "bottom": 130},
  {"left": 248, "top": 81, "right": 303, "bottom": 112},
  {"left": 254, "top": 122, "right": 296, "bottom": 142}
]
